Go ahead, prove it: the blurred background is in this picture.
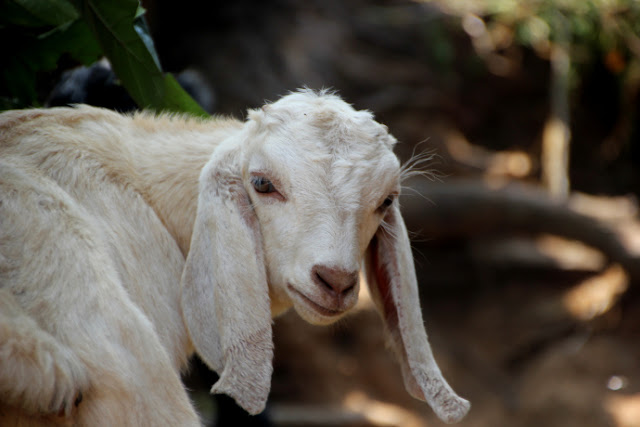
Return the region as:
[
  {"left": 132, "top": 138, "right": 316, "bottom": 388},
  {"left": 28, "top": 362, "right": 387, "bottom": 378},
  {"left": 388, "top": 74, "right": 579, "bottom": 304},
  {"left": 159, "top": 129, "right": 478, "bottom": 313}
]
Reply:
[
  {"left": 7, "top": 0, "right": 640, "bottom": 425},
  {"left": 150, "top": 1, "right": 640, "bottom": 426}
]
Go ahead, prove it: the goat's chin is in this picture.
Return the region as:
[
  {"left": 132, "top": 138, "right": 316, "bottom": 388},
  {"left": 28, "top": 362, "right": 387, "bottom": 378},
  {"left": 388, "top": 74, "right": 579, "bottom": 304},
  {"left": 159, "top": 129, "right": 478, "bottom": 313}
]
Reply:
[
  {"left": 287, "top": 284, "right": 350, "bottom": 326},
  {"left": 293, "top": 304, "right": 346, "bottom": 326}
]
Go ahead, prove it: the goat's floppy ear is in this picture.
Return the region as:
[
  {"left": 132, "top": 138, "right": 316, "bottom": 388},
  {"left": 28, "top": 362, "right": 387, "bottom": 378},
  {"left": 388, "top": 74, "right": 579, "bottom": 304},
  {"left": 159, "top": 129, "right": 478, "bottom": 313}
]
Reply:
[
  {"left": 181, "top": 147, "right": 273, "bottom": 415},
  {"left": 364, "top": 205, "right": 470, "bottom": 423}
]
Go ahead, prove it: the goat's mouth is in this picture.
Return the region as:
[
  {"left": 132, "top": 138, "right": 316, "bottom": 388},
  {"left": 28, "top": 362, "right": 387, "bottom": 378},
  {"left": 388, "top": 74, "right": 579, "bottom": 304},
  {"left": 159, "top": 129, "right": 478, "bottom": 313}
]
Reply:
[{"left": 287, "top": 284, "right": 345, "bottom": 318}]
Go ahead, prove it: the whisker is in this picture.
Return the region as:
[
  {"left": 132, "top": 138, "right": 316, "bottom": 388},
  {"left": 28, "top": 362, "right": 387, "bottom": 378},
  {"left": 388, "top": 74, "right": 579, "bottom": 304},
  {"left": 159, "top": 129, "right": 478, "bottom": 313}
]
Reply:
[
  {"left": 399, "top": 143, "right": 444, "bottom": 184},
  {"left": 400, "top": 185, "right": 436, "bottom": 206}
]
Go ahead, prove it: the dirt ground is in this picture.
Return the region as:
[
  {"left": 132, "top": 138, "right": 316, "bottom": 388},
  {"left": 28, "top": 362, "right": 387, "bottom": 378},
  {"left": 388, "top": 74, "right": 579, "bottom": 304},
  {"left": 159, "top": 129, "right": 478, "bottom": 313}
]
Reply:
[
  {"left": 263, "top": 196, "right": 640, "bottom": 427},
  {"left": 269, "top": 259, "right": 640, "bottom": 427}
]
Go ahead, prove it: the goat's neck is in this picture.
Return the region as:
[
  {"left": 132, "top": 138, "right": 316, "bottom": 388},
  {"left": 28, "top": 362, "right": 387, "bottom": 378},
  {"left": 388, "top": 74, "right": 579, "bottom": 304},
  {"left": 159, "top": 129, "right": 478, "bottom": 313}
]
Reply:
[
  {"left": 128, "top": 116, "right": 244, "bottom": 256},
  {"left": 124, "top": 116, "right": 292, "bottom": 319}
]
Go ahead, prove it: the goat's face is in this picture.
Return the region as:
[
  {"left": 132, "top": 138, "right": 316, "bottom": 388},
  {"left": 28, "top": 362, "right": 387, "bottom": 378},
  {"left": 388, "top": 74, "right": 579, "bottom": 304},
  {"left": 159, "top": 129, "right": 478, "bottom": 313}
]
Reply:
[
  {"left": 183, "top": 90, "right": 470, "bottom": 421},
  {"left": 242, "top": 94, "right": 400, "bottom": 325}
]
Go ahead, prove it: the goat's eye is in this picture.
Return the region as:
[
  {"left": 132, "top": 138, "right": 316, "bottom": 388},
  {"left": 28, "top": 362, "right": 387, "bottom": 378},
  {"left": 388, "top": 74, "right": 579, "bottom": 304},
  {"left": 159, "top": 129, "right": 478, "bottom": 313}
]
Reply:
[
  {"left": 379, "top": 195, "right": 394, "bottom": 211},
  {"left": 251, "top": 176, "right": 276, "bottom": 193}
]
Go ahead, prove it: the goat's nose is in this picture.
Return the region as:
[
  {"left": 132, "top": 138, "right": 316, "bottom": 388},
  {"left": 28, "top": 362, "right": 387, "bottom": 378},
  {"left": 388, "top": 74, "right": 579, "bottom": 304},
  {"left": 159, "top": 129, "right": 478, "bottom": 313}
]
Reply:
[{"left": 313, "top": 265, "right": 358, "bottom": 297}]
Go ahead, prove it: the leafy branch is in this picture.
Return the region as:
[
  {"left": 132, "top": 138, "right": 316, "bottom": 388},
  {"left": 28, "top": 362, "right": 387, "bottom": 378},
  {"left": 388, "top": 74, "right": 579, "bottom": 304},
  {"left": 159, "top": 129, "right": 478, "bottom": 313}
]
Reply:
[{"left": 0, "top": 0, "right": 209, "bottom": 116}]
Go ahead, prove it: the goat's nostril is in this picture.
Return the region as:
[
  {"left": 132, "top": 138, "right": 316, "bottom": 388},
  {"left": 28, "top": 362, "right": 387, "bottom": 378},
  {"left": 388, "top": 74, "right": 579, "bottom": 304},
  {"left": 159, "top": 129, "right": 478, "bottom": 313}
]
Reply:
[
  {"left": 313, "top": 265, "right": 358, "bottom": 297},
  {"left": 341, "top": 282, "right": 356, "bottom": 296},
  {"left": 316, "top": 271, "right": 335, "bottom": 293}
]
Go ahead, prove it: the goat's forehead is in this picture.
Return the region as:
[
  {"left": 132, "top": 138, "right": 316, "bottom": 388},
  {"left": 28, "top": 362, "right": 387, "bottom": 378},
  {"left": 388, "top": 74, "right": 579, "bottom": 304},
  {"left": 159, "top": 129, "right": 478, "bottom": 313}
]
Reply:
[
  {"left": 249, "top": 91, "right": 396, "bottom": 153},
  {"left": 253, "top": 135, "right": 399, "bottom": 173},
  {"left": 267, "top": 90, "right": 368, "bottom": 120},
  {"left": 325, "top": 151, "right": 401, "bottom": 204},
  {"left": 252, "top": 135, "right": 400, "bottom": 204},
  {"left": 246, "top": 90, "right": 401, "bottom": 197}
]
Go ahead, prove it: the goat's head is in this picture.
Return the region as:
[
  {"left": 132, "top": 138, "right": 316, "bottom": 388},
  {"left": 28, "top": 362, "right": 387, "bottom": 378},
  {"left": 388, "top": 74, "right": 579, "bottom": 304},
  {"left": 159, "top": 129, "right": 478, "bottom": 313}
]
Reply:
[{"left": 181, "top": 89, "right": 470, "bottom": 423}]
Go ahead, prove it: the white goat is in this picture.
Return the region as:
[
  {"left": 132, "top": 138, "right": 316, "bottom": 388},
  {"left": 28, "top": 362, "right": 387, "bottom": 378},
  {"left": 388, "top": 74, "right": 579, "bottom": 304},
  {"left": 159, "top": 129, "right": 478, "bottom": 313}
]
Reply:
[{"left": 0, "top": 89, "right": 470, "bottom": 425}]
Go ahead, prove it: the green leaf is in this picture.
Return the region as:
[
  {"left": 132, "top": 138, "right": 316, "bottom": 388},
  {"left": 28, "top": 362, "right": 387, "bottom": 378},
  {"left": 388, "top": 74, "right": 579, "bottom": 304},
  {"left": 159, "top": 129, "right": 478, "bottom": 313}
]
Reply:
[
  {"left": 1, "top": 55, "right": 38, "bottom": 101},
  {"left": 7, "top": 0, "right": 79, "bottom": 27},
  {"left": 0, "top": 0, "right": 208, "bottom": 114},
  {"left": 133, "top": 11, "right": 161, "bottom": 71},
  {"left": 0, "top": 18, "right": 101, "bottom": 106},
  {"left": 162, "top": 74, "right": 210, "bottom": 117},
  {"left": 79, "top": 0, "right": 208, "bottom": 116},
  {"left": 79, "top": 0, "right": 159, "bottom": 103}
]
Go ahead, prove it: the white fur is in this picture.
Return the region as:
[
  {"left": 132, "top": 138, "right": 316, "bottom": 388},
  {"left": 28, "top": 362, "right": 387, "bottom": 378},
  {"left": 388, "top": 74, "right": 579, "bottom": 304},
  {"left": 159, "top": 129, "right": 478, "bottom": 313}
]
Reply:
[{"left": 0, "top": 89, "right": 469, "bottom": 425}]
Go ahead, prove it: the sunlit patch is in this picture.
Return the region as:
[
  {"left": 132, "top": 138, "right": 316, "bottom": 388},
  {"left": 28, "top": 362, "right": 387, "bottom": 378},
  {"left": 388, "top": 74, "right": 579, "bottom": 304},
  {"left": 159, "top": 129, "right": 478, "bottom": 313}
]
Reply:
[
  {"left": 443, "top": 127, "right": 532, "bottom": 181},
  {"left": 605, "top": 393, "right": 640, "bottom": 427},
  {"left": 343, "top": 391, "right": 427, "bottom": 427},
  {"left": 489, "top": 151, "right": 531, "bottom": 177},
  {"left": 354, "top": 272, "right": 375, "bottom": 311},
  {"left": 562, "top": 265, "right": 628, "bottom": 321},
  {"left": 536, "top": 234, "right": 606, "bottom": 271},
  {"left": 269, "top": 397, "right": 425, "bottom": 427}
]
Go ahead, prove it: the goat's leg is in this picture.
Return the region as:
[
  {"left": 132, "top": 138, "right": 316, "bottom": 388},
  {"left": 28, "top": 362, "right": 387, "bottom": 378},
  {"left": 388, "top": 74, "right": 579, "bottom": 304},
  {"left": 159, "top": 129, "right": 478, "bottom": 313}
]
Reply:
[
  {"left": 0, "top": 289, "right": 87, "bottom": 421},
  {"left": 0, "top": 162, "right": 200, "bottom": 426},
  {"left": 0, "top": 289, "right": 201, "bottom": 427}
]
